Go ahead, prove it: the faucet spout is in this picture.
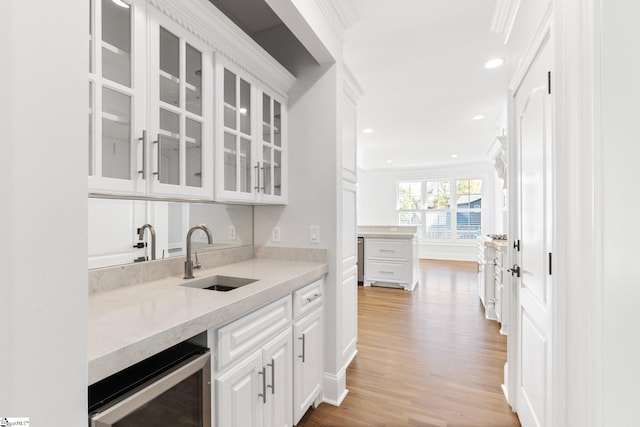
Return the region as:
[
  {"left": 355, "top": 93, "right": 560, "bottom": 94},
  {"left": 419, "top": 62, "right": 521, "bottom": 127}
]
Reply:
[
  {"left": 138, "top": 224, "right": 156, "bottom": 260},
  {"left": 184, "top": 224, "right": 213, "bottom": 279}
]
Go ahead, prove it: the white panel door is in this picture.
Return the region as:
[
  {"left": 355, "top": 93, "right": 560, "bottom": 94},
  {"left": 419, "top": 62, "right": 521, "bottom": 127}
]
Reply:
[
  {"left": 216, "top": 350, "right": 264, "bottom": 427},
  {"left": 514, "top": 31, "right": 554, "bottom": 427}
]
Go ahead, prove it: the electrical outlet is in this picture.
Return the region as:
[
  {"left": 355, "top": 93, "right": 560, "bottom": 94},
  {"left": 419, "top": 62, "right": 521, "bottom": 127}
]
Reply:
[
  {"left": 309, "top": 225, "right": 320, "bottom": 243},
  {"left": 229, "top": 225, "right": 236, "bottom": 241},
  {"left": 272, "top": 227, "right": 281, "bottom": 243}
]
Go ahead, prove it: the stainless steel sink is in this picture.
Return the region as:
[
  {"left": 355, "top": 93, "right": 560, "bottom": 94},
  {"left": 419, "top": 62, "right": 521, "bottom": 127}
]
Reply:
[{"left": 181, "top": 275, "right": 257, "bottom": 292}]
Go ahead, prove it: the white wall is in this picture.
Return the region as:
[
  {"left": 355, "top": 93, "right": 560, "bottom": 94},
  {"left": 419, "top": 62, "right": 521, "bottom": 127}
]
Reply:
[
  {"left": 0, "top": 1, "right": 88, "bottom": 423},
  {"left": 358, "top": 162, "right": 496, "bottom": 261}
]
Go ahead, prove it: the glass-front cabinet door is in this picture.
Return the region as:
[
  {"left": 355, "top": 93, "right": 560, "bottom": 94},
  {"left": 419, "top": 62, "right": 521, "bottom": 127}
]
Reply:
[
  {"left": 214, "top": 59, "right": 257, "bottom": 203},
  {"left": 214, "top": 56, "right": 287, "bottom": 204},
  {"left": 259, "top": 91, "right": 286, "bottom": 203},
  {"left": 147, "top": 11, "right": 213, "bottom": 198},
  {"left": 88, "top": 0, "right": 146, "bottom": 195}
]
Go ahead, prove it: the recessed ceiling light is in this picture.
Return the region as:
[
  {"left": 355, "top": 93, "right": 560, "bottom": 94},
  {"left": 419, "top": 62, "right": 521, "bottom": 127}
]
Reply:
[
  {"left": 484, "top": 58, "right": 504, "bottom": 69},
  {"left": 111, "top": 0, "right": 131, "bottom": 8},
  {"left": 472, "top": 114, "right": 485, "bottom": 121},
  {"left": 362, "top": 128, "right": 374, "bottom": 134},
  {"left": 451, "top": 154, "right": 459, "bottom": 159},
  {"left": 386, "top": 160, "right": 393, "bottom": 163}
]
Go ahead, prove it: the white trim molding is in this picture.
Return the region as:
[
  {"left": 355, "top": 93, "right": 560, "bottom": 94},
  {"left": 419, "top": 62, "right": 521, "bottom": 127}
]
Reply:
[
  {"left": 491, "top": 0, "right": 522, "bottom": 44},
  {"left": 150, "top": 0, "right": 296, "bottom": 97},
  {"left": 553, "top": 0, "right": 603, "bottom": 425},
  {"left": 343, "top": 65, "right": 364, "bottom": 105}
]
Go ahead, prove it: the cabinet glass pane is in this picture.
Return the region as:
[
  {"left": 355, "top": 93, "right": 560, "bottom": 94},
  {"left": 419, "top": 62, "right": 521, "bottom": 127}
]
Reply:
[
  {"left": 223, "top": 70, "right": 236, "bottom": 128},
  {"left": 159, "top": 108, "right": 180, "bottom": 185},
  {"left": 224, "top": 69, "right": 236, "bottom": 106},
  {"left": 89, "top": 82, "right": 93, "bottom": 176},
  {"left": 240, "top": 79, "right": 251, "bottom": 135},
  {"left": 240, "top": 138, "right": 251, "bottom": 193},
  {"left": 274, "top": 101, "right": 281, "bottom": 147},
  {"left": 224, "top": 132, "right": 236, "bottom": 191},
  {"left": 159, "top": 27, "right": 180, "bottom": 107},
  {"left": 274, "top": 149, "right": 281, "bottom": 196},
  {"left": 224, "top": 106, "right": 236, "bottom": 129},
  {"left": 185, "top": 44, "right": 202, "bottom": 116},
  {"left": 262, "top": 146, "right": 272, "bottom": 195},
  {"left": 102, "top": 0, "right": 131, "bottom": 87},
  {"left": 262, "top": 94, "right": 271, "bottom": 125},
  {"left": 102, "top": 87, "right": 131, "bottom": 180},
  {"left": 186, "top": 118, "right": 202, "bottom": 188}
]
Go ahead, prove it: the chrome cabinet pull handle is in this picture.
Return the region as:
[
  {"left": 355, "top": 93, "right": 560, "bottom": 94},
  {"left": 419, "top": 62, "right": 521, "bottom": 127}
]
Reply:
[
  {"left": 260, "top": 165, "right": 265, "bottom": 192},
  {"left": 267, "top": 359, "right": 275, "bottom": 395},
  {"left": 258, "top": 367, "right": 266, "bottom": 404},
  {"left": 298, "top": 334, "right": 306, "bottom": 363},
  {"left": 153, "top": 134, "right": 161, "bottom": 180},
  {"left": 305, "top": 293, "right": 322, "bottom": 303},
  {"left": 138, "top": 130, "right": 146, "bottom": 179},
  {"left": 254, "top": 162, "right": 260, "bottom": 191}
]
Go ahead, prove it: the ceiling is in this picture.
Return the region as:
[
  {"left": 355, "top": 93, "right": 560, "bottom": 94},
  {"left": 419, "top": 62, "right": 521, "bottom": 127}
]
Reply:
[
  {"left": 344, "top": 0, "right": 506, "bottom": 170},
  {"left": 208, "top": 0, "right": 506, "bottom": 171}
]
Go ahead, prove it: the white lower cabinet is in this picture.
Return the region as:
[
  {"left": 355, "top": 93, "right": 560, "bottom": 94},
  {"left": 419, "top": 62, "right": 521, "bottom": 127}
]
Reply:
[
  {"left": 216, "top": 327, "right": 293, "bottom": 427},
  {"left": 216, "top": 348, "right": 264, "bottom": 427},
  {"left": 212, "top": 278, "right": 324, "bottom": 427},
  {"left": 293, "top": 308, "right": 323, "bottom": 424}
]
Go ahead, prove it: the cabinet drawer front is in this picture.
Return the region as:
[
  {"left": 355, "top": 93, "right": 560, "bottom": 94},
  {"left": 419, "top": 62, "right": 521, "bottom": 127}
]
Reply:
[
  {"left": 217, "top": 295, "right": 292, "bottom": 371},
  {"left": 365, "top": 260, "right": 411, "bottom": 283},
  {"left": 366, "top": 238, "right": 411, "bottom": 260},
  {"left": 293, "top": 278, "right": 324, "bottom": 320}
]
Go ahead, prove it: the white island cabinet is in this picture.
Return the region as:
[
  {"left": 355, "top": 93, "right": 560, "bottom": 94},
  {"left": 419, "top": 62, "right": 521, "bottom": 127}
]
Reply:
[{"left": 358, "top": 226, "right": 418, "bottom": 291}]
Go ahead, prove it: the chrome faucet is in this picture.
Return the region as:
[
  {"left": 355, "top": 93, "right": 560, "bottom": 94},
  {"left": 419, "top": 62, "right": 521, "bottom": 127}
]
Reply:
[
  {"left": 137, "top": 224, "right": 156, "bottom": 261},
  {"left": 184, "top": 224, "right": 213, "bottom": 279}
]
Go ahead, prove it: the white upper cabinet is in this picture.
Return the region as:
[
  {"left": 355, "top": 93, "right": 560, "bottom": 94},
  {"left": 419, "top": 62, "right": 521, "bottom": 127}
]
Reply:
[
  {"left": 146, "top": 11, "right": 213, "bottom": 198},
  {"left": 89, "top": 0, "right": 294, "bottom": 203},
  {"left": 215, "top": 56, "right": 288, "bottom": 205},
  {"left": 89, "top": 0, "right": 147, "bottom": 195}
]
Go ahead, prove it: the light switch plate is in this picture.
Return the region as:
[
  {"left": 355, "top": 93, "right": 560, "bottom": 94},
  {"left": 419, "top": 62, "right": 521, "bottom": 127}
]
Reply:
[
  {"left": 272, "top": 227, "right": 281, "bottom": 243},
  {"left": 309, "top": 225, "right": 320, "bottom": 243},
  {"left": 229, "top": 225, "right": 236, "bottom": 241}
]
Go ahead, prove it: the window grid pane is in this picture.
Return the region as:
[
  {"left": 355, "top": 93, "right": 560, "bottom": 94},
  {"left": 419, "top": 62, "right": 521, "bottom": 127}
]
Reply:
[{"left": 398, "top": 179, "right": 482, "bottom": 241}]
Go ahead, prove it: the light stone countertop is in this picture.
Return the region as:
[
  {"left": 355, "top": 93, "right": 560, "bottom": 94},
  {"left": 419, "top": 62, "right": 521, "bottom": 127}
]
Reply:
[
  {"left": 88, "top": 257, "right": 328, "bottom": 385},
  {"left": 357, "top": 225, "right": 417, "bottom": 239}
]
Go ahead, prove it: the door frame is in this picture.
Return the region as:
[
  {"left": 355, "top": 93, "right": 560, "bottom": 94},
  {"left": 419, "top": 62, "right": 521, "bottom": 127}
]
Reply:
[
  {"left": 506, "top": 4, "right": 556, "bottom": 424},
  {"left": 506, "top": 1, "right": 604, "bottom": 425}
]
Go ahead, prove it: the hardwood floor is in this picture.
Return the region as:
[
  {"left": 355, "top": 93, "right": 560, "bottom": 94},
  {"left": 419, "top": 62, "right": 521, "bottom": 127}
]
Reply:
[{"left": 298, "top": 259, "right": 520, "bottom": 427}]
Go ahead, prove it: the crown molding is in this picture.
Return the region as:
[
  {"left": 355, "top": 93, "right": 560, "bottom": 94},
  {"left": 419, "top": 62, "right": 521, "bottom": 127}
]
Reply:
[
  {"left": 314, "top": 0, "right": 351, "bottom": 43},
  {"left": 491, "top": 0, "right": 522, "bottom": 44},
  {"left": 343, "top": 64, "right": 363, "bottom": 104},
  {"left": 149, "top": 0, "right": 296, "bottom": 97}
]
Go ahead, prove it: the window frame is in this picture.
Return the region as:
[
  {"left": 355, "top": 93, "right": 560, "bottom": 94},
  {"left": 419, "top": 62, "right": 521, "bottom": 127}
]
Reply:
[{"left": 397, "top": 178, "right": 484, "bottom": 242}]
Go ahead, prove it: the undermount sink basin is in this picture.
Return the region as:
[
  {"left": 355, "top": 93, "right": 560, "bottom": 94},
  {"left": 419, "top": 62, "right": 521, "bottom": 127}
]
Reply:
[{"left": 181, "top": 275, "right": 258, "bottom": 292}]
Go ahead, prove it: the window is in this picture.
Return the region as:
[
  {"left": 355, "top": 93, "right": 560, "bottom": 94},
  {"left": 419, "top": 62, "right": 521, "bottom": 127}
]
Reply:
[{"left": 398, "top": 178, "right": 483, "bottom": 240}]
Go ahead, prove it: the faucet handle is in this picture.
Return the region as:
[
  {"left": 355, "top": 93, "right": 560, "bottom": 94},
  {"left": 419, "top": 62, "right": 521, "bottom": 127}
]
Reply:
[{"left": 193, "top": 252, "right": 201, "bottom": 269}]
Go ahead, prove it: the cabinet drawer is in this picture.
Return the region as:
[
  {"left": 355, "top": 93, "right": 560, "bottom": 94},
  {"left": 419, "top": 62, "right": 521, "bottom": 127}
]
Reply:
[
  {"left": 365, "top": 260, "right": 411, "bottom": 283},
  {"left": 366, "top": 238, "right": 411, "bottom": 260},
  {"left": 293, "top": 278, "right": 324, "bottom": 320},
  {"left": 216, "top": 295, "right": 292, "bottom": 371}
]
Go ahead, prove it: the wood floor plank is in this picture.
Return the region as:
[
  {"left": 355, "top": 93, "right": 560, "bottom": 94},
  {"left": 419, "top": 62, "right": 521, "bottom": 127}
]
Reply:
[{"left": 297, "top": 259, "right": 520, "bottom": 427}]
